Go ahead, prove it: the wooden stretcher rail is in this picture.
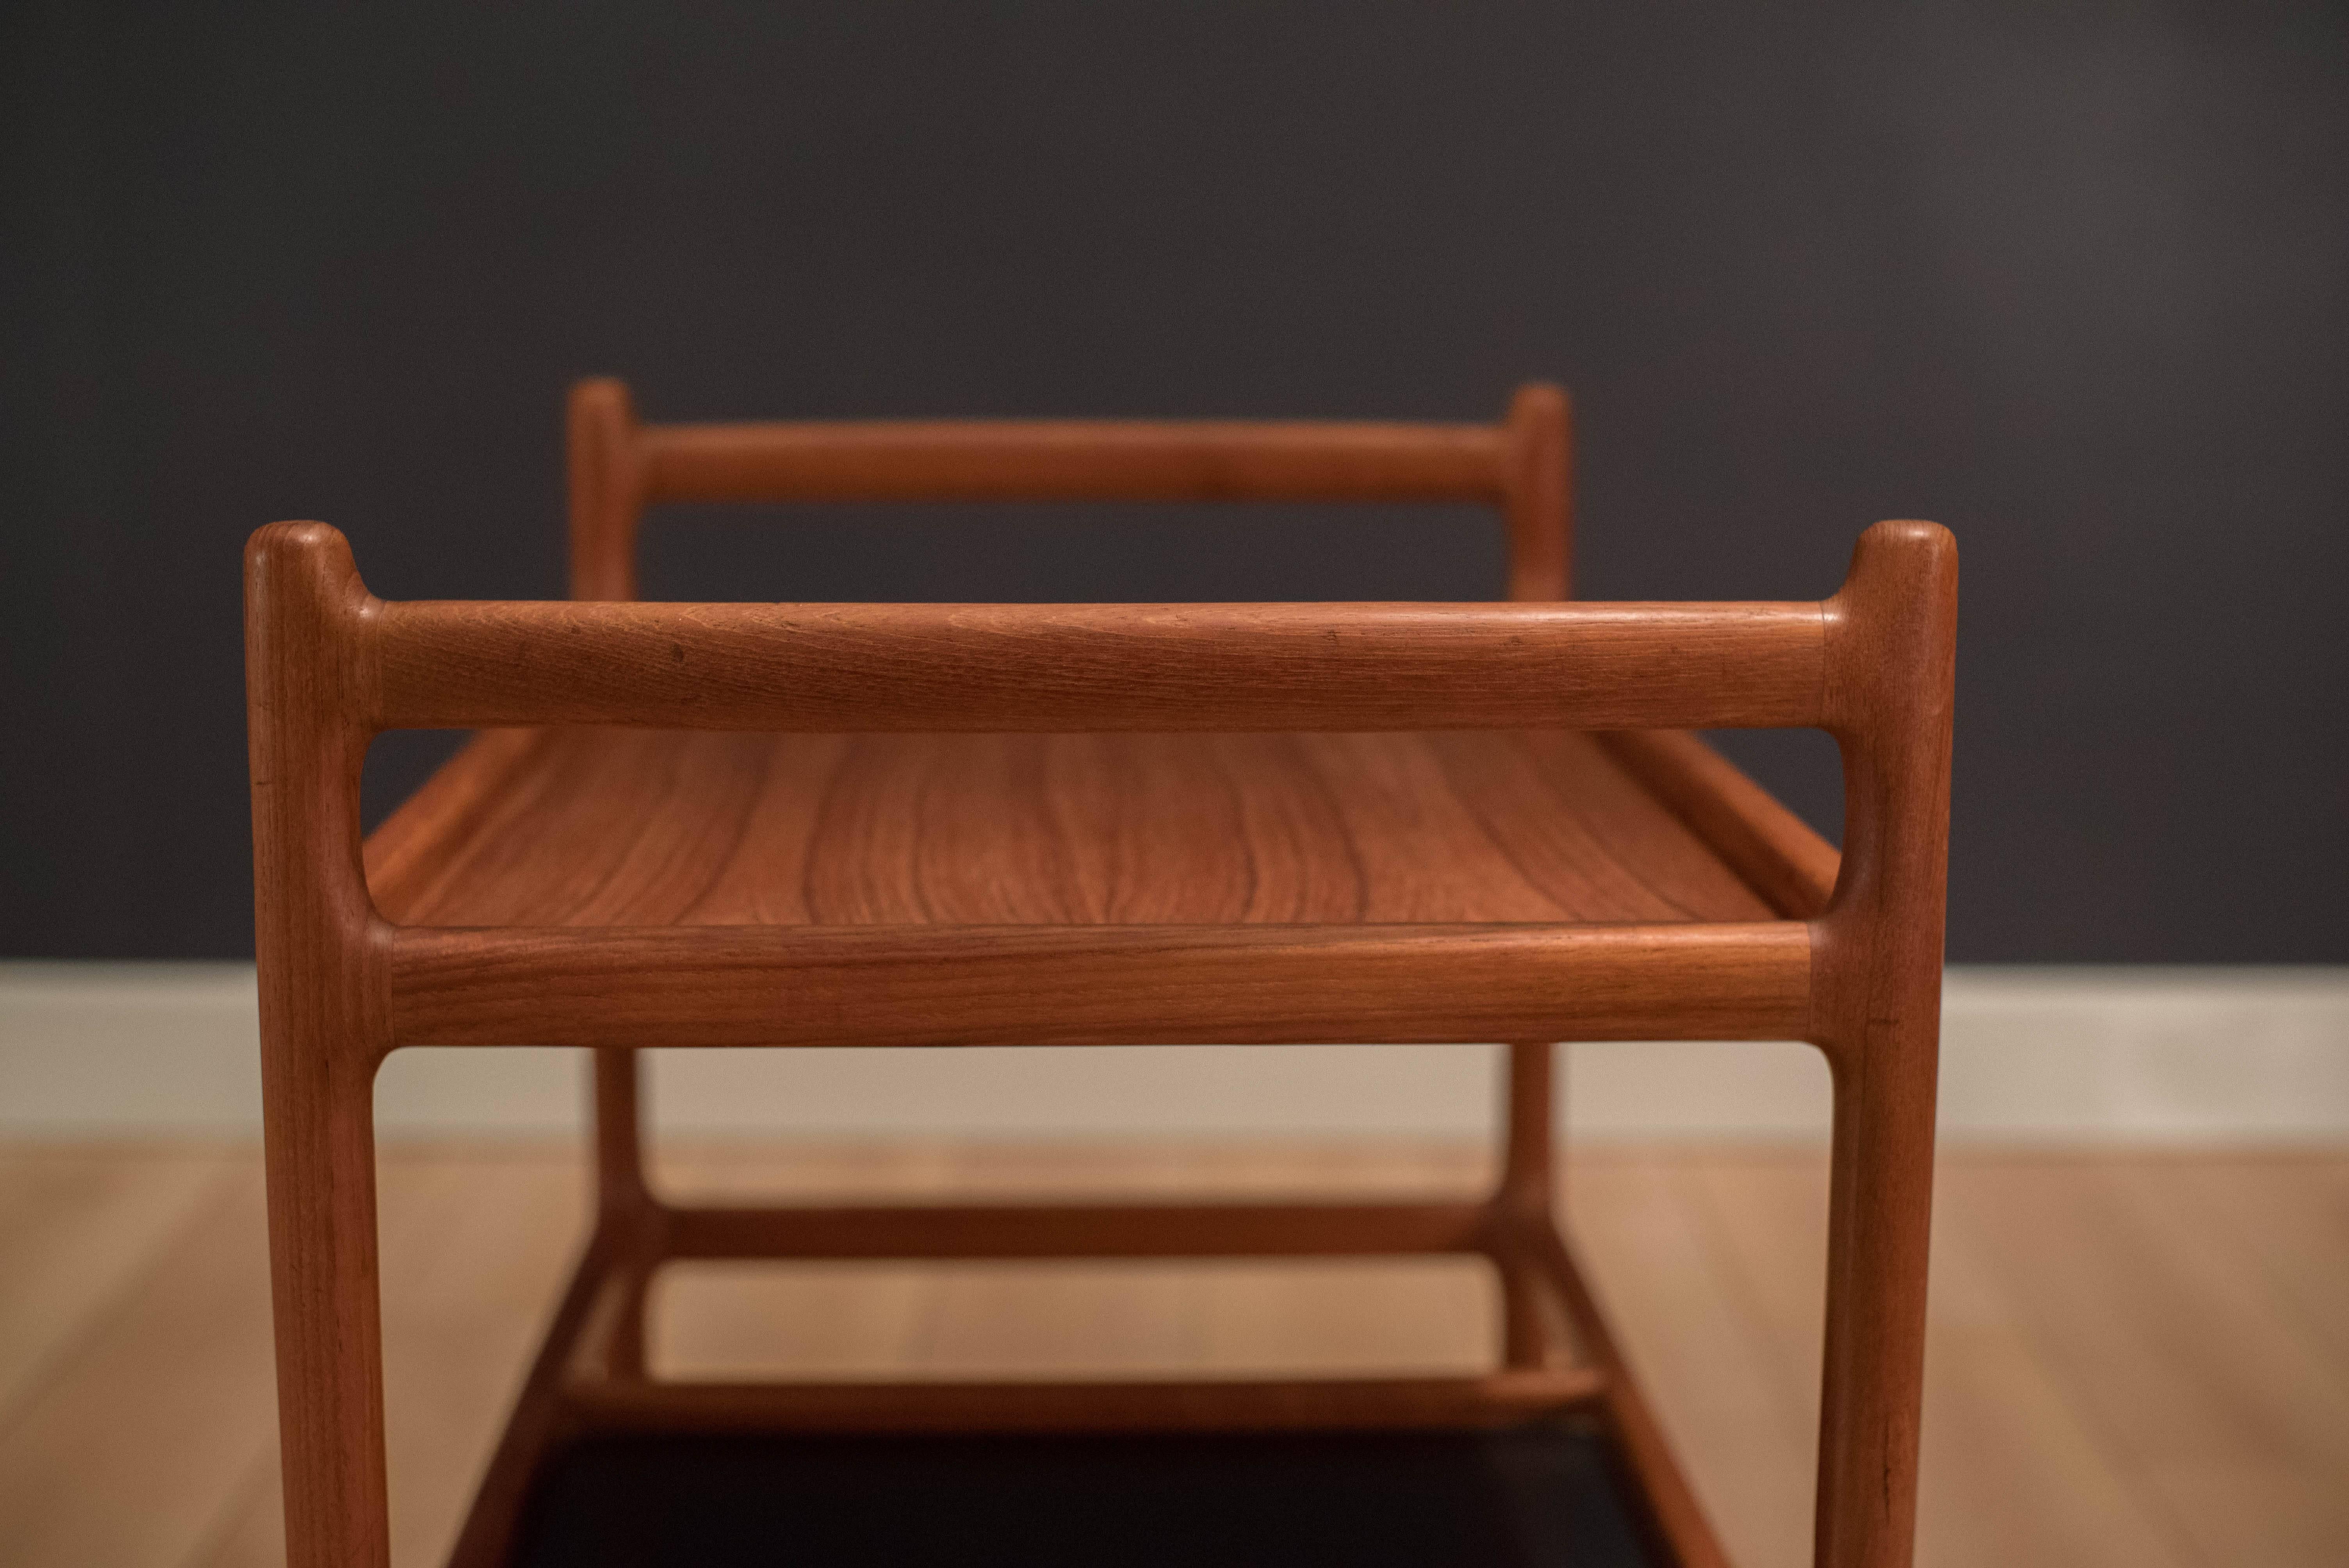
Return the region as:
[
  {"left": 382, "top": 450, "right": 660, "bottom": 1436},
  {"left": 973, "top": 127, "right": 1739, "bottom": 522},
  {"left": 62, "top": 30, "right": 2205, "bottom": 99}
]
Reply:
[
  {"left": 370, "top": 598, "right": 1827, "bottom": 732},
  {"left": 384, "top": 920, "right": 1814, "bottom": 1051},
  {"left": 1501, "top": 1212, "right": 1734, "bottom": 1568},
  {"left": 556, "top": 1256, "right": 1607, "bottom": 1436},
  {"left": 638, "top": 419, "right": 1510, "bottom": 504},
  {"left": 662, "top": 1201, "right": 1494, "bottom": 1260},
  {"left": 560, "top": 1370, "right": 1612, "bottom": 1435},
  {"left": 1599, "top": 729, "right": 1843, "bottom": 918}
]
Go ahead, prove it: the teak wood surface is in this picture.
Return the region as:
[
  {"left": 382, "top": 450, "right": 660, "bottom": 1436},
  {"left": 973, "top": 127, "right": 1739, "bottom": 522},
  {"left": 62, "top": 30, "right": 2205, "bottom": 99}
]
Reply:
[{"left": 246, "top": 379, "right": 1955, "bottom": 1568}]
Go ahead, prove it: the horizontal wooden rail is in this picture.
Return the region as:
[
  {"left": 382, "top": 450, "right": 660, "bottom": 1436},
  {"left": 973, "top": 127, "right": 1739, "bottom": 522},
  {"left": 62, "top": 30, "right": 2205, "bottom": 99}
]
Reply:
[
  {"left": 638, "top": 420, "right": 1508, "bottom": 504},
  {"left": 371, "top": 599, "right": 1826, "bottom": 732},
  {"left": 1598, "top": 729, "right": 1842, "bottom": 918},
  {"left": 384, "top": 921, "right": 1813, "bottom": 1051},
  {"left": 1501, "top": 1212, "right": 1734, "bottom": 1568},
  {"left": 563, "top": 1371, "right": 1609, "bottom": 1436},
  {"left": 661, "top": 1201, "right": 1494, "bottom": 1260},
  {"left": 550, "top": 1234, "right": 1605, "bottom": 1437}
]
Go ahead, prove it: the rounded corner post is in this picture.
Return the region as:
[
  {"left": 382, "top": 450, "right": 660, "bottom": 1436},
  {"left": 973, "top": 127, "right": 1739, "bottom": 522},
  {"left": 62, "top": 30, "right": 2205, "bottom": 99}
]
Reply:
[
  {"left": 245, "top": 519, "right": 394, "bottom": 1568},
  {"left": 1494, "top": 1039, "right": 1559, "bottom": 1368},
  {"left": 1495, "top": 380, "right": 1570, "bottom": 1361},
  {"left": 243, "top": 517, "right": 384, "bottom": 998},
  {"left": 568, "top": 376, "right": 647, "bottom": 602},
  {"left": 1807, "top": 519, "right": 1956, "bottom": 1568},
  {"left": 1502, "top": 382, "right": 1573, "bottom": 602},
  {"left": 591, "top": 1039, "right": 659, "bottom": 1377},
  {"left": 565, "top": 380, "right": 661, "bottom": 1298}
]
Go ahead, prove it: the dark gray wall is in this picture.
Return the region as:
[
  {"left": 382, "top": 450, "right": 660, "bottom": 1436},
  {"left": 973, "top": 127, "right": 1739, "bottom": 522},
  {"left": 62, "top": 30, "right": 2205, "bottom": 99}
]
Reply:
[{"left": 5, "top": 1, "right": 2344, "bottom": 962}]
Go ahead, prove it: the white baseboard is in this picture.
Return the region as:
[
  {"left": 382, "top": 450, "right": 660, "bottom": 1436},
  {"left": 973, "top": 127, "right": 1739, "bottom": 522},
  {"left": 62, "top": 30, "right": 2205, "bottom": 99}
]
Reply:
[{"left": 2, "top": 962, "right": 2344, "bottom": 1144}]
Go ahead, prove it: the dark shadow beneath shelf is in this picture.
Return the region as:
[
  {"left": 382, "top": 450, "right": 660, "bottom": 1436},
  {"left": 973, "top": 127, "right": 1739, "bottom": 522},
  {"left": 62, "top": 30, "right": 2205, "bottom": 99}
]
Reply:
[{"left": 513, "top": 1417, "right": 1665, "bottom": 1567}]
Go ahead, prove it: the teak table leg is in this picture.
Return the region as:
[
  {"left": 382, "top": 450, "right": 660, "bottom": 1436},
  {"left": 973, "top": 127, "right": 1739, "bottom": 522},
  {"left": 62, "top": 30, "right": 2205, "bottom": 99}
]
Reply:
[
  {"left": 1813, "top": 1023, "right": 1939, "bottom": 1568},
  {"left": 592, "top": 1047, "right": 657, "bottom": 1377},
  {"left": 1498, "top": 1041, "right": 1558, "bottom": 1368},
  {"left": 259, "top": 1046, "right": 392, "bottom": 1568},
  {"left": 248, "top": 523, "right": 395, "bottom": 1568},
  {"left": 1808, "top": 519, "right": 1957, "bottom": 1568}
]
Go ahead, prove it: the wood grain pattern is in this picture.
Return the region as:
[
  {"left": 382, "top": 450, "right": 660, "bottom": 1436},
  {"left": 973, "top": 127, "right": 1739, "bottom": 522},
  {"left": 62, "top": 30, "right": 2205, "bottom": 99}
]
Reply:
[
  {"left": 371, "top": 597, "right": 1828, "bottom": 734},
  {"left": 0, "top": 1163, "right": 278, "bottom": 1568},
  {"left": 244, "top": 523, "right": 392, "bottom": 1568},
  {"left": 249, "top": 371, "right": 1954, "bottom": 1568},
  {"left": 1808, "top": 522, "right": 1959, "bottom": 1568},
  {"left": 563, "top": 379, "right": 1558, "bottom": 602},
  {"left": 639, "top": 419, "right": 1511, "bottom": 504},
  {"left": 385, "top": 920, "right": 1813, "bottom": 1051},
  {"left": 365, "top": 729, "right": 1779, "bottom": 929},
  {"left": 1599, "top": 729, "right": 1841, "bottom": 919},
  {"left": 0, "top": 1147, "right": 242, "bottom": 1420},
  {"left": 12, "top": 1143, "right": 2347, "bottom": 1568}
]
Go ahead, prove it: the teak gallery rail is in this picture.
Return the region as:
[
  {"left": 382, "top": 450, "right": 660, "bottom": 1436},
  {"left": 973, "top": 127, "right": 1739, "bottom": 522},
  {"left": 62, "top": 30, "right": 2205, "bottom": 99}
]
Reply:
[{"left": 247, "top": 378, "right": 1955, "bottom": 1568}]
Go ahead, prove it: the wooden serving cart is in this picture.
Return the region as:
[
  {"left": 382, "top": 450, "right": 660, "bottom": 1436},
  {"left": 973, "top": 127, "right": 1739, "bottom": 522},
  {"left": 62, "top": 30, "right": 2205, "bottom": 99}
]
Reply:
[{"left": 245, "top": 380, "right": 1954, "bottom": 1567}]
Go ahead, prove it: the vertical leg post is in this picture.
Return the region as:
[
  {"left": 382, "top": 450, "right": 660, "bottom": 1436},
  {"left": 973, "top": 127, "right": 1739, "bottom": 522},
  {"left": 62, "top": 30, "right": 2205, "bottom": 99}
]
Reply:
[
  {"left": 593, "top": 1046, "right": 658, "bottom": 1376},
  {"left": 1809, "top": 520, "right": 1957, "bottom": 1568},
  {"left": 1497, "top": 1041, "right": 1557, "bottom": 1367},
  {"left": 567, "top": 378, "right": 646, "bottom": 602},
  {"left": 1813, "top": 1020, "right": 1940, "bottom": 1568},
  {"left": 1502, "top": 383, "right": 1574, "bottom": 602},
  {"left": 570, "top": 378, "right": 659, "bottom": 1368},
  {"left": 259, "top": 1048, "right": 391, "bottom": 1568},
  {"left": 247, "top": 523, "right": 394, "bottom": 1568}
]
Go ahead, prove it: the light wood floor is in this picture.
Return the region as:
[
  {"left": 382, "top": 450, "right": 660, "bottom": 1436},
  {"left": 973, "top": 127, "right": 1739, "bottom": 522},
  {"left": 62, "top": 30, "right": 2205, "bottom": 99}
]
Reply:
[{"left": 1, "top": 1140, "right": 2343, "bottom": 1568}]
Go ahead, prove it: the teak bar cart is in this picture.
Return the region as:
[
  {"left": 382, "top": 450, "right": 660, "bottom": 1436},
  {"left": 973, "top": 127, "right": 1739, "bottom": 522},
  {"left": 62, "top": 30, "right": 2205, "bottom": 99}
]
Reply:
[{"left": 245, "top": 381, "right": 1956, "bottom": 1568}]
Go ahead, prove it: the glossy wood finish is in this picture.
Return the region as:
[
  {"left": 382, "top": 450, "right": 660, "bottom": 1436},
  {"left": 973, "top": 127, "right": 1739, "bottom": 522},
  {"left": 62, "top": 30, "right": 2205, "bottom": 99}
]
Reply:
[
  {"left": 1502, "top": 382, "right": 1573, "bottom": 601},
  {"left": 563, "top": 377, "right": 1554, "bottom": 602},
  {"left": 660, "top": 1200, "right": 1494, "bottom": 1260},
  {"left": 248, "top": 382, "right": 1954, "bottom": 1568},
  {"left": 1599, "top": 729, "right": 1841, "bottom": 919},
  {"left": 1809, "top": 523, "right": 1958, "bottom": 1568},
  {"left": 385, "top": 921, "right": 1813, "bottom": 1051},
  {"left": 638, "top": 420, "right": 1511, "bottom": 504},
  {"left": 244, "top": 526, "right": 391, "bottom": 1568},
  {"left": 372, "top": 598, "right": 1825, "bottom": 733},
  {"left": 367, "top": 730, "right": 1776, "bottom": 928}
]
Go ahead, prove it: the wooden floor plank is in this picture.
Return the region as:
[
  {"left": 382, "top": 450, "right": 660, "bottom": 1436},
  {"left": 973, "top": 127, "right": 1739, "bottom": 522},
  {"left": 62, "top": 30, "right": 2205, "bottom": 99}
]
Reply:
[
  {"left": 375, "top": 1150, "right": 592, "bottom": 1568},
  {"left": 0, "top": 1146, "right": 242, "bottom": 1423},
  {"left": 1668, "top": 1151, "right": 2208, "bottom": 1568},
  {"left": 654, "top": 1260, "right": 936, "bottom": 1382},
  {"left": 1191, "top": 1254, "right": 1494, "bottom": 1376},
  {"left": 1565, "top": 1150, "right": 1817, "bottom": 1568},
  {"left": 652, "top": 1140, "right": 1499, "bottom": 1383},
  {"left": 1673, "top": 1152, "right": 1829, "bottom": 1440},
  {"left": 0, "top": 1163, "right": 278, "bottom": 1568},
  {"left": 2115, "top": 1156, "right": 2349, "bottom": 1384},
  {"left": 2095, "top": 1158, "right": 2349, "bottom": 1568},
  {"left": 196, "top": 1146, "right": 591, "bottom": 1568},
  {"left": 0, "top": 1139, "right": 2343, "bottom": 1568},
  {"left": 1941, "top": 1158, "right": 2349, "bottom": 1568},
  {"left": 1911, "top": 1169, "right": 2200, "bottom": 1568}
]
